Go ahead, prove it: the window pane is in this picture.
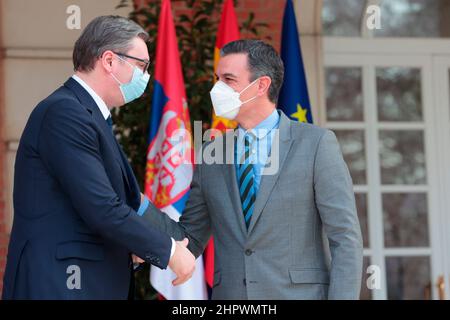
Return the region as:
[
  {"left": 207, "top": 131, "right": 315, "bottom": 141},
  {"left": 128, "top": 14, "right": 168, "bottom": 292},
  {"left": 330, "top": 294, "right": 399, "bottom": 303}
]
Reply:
[
  {"left": 376, "top": 68, "right": 423, "bottom": 122},
  {"left": 326, "top": 67, "right": 364, "bottom": 121},
  {"left": 334, "top": 130, "right": 367, "bottom": 185},
  {"left": 322, "top": 0, "right": 366, "bottom": 37},
  {"left": 386, "top": 257, "right": 431, "bottom": 299},
  {"left": 355, "top": 193, "right": 369, "bottom": 248},
  {"left": 360, "top": 257, "right": 372, "bottom": 300},
  {"left": 375, "top": 0, "right": 450, "bottom": 38},
  {"left": 383, "top": 193, "right": 429, "bottom": 247},
  {"left": 379, "top": 130, "right": 427, "bottom": 185}
]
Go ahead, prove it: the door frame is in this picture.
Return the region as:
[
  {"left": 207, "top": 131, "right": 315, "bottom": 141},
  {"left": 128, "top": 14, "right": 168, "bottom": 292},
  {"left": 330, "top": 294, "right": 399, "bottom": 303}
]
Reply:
[
  {"left": 323, "top": 37, "right": 450, "bottom": 299},
  {"left": 432, "top": 55, "right": 450, "bottom": 300}
]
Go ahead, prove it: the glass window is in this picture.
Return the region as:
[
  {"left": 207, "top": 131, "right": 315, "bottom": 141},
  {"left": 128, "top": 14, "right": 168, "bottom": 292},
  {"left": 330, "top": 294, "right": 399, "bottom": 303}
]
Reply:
[
  {"left": 383, "top": 193, "right": 429, "bottom": 247},
  {"left": 376, "top": 67, "right": 423, "bottom": 122},
  {"left": 326, "top": 67, "right": 364, "bottom": 121},
  {"left": 323, "top": 0, "right": 450, "bottom": 38},
  {"left": 386, "top": 256, "right": 431, "bottom": 299},
  {"left": 322, "top": 0, "right": 366, "bottom": 37},
  {"left": 360, "top": 257, "right": 372, "bottom": 300},
  {"left": 375, "top": 0, "right": 450, "bottom": 38},
  {"left": 379, "top": 130, "right": 427, "bottom": 185},
  {"left": 355, "top": 193, "right": 369, "bottom": 248},
  {"left": 334, "top": 130, "right": 367, "bottom": 185}
]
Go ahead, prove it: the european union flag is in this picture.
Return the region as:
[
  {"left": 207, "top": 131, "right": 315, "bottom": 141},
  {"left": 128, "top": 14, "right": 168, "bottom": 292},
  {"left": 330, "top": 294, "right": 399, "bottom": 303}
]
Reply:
[{"left": 278, "top": 0, "right": 313, "bottom": 124}]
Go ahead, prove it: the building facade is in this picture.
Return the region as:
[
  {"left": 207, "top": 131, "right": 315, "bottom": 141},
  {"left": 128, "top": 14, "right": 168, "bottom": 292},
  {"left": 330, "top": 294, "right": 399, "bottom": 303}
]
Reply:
[{"left": 1, "top": 0, "right": 450, "bottom": 300}]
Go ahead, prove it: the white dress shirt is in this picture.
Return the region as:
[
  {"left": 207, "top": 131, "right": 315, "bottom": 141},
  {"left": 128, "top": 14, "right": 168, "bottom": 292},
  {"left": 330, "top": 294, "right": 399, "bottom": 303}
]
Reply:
[{"left": 72, "top": 75, "right": 111, "bottom": 120}]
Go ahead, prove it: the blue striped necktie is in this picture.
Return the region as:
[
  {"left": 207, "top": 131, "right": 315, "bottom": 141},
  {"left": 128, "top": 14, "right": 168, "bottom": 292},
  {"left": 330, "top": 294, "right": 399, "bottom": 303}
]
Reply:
[{"left": 238, "top": 134, "right": 256, "bottom": 229}]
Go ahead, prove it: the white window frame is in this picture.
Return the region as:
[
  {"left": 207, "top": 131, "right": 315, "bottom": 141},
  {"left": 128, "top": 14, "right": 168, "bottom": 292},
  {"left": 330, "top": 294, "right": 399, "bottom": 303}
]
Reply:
[{"left": 322, "top": 37, "right": 450, "bottom": 300}]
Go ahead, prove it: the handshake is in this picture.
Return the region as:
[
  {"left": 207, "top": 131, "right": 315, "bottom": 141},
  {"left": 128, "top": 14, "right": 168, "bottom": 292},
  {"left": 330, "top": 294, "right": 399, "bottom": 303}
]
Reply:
[
  {"left": 134, "top": 193, "right": 196, "bottom": 285},
  {"left": 133, "top": 237, "right": 196, "bottom": 286},
  {"left": 168, "top": 237, "right": 196, "bottom": 286}
]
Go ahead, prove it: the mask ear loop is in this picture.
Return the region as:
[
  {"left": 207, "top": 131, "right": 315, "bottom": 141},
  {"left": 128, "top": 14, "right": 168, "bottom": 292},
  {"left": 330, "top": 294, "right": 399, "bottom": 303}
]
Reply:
[
  {"left": 119, "top": 55, "right": 148, "bottom": 78},
  {"left": 238, "top": 78, "right": 260, "bottom": 105},
  {"left": 238, "top": 78, "right": 259, "bottom": 95},
  {"left": 240, "top": 95, "right": 259, "bottom": 105},
  {"left": 110, "top": 54, "right": 127, "bottom": 86},
  {"left": 116, "top": 54, "right": 136, "bottom": 69},
  {"left": 110, "top": 72, "right": 123, "bottom": 86},
  {"left": 111, "top": 54, "right": 139, "bottom": 86}
]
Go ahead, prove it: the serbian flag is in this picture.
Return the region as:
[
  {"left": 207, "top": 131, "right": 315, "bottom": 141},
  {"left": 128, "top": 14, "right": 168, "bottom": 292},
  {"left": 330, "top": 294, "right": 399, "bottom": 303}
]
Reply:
[
  {"left": 204, "top": 0, "right": 241, "bottom": 293},
  {"left": 145, "top": 0, "right": 207, "bottom": 300},
  {"left": 278, "top": 0, "right": 313, "bottom": 124}
]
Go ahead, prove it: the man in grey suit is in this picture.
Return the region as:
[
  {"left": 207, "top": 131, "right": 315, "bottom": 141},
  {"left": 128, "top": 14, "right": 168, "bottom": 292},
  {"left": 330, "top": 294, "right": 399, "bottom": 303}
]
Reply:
[{"left": 142, "top": 40, "right": 363, "bottom": 299}]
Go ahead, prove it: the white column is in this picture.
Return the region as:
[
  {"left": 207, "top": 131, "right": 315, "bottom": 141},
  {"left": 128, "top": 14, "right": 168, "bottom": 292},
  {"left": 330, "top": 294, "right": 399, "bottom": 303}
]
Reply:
[{"left": 296, "top": 0, "right": 325, "bottom": 125}]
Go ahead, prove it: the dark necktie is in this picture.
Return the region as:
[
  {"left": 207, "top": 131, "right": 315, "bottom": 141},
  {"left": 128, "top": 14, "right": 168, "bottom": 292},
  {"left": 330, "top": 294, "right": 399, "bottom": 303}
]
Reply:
[
  {"left": 106, "top": 115, "right": 113, "bottom": 131},
  {"left": 238, "top": 134, "right": 256, "bottom": 229}
]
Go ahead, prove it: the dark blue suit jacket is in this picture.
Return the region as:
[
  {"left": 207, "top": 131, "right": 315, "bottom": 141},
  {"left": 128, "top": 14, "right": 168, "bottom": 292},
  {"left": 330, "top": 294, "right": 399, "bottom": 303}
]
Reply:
[{"left": 2, "top": 78, "right": 171, "bottom": 299}]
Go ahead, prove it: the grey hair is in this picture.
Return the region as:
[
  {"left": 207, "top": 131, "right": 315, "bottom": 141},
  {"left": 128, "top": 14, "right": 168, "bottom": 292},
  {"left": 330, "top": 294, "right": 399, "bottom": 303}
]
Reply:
[
  {"left": 73, "top": 15, "right": 148, "bottom": 72},
  {"left": 220, "top": 39, "right": 284, "bottom": 104}
]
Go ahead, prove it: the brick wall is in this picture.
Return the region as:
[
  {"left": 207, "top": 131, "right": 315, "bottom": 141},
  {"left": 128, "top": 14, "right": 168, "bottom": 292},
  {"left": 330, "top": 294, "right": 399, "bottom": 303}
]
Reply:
[
  {"left": 234, "top": 0, "right": 284, "bottom": 50},
  {"left": 175, "top": 0, "right": 285, "bottom": 50},
  {"left": 135, "top": 0, "right": 286, "bottom": 50}
]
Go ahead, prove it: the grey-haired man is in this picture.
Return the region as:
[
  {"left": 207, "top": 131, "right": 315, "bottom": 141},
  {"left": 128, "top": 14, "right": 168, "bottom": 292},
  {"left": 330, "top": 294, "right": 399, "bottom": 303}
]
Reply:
[{"left": 3, "top": 15, "right": 195, "bottom": 300}]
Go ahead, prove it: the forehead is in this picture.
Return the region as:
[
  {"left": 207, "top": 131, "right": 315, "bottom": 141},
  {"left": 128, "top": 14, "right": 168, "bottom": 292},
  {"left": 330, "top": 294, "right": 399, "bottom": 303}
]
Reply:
[
  {"left": 126, "top": 37, "right": 149, "bottom": 60},
  {"left": 217, "top": 53, "right": 249, "bottom": 77}
]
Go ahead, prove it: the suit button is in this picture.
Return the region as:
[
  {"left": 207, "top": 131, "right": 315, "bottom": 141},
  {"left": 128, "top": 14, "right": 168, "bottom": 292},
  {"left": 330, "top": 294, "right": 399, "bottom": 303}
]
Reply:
[
  {"left": 243, "top": 278, "right": 247, "bottom": 286},
  {"left": 245, "top": 249, "right": 253, "bottom": 256}
]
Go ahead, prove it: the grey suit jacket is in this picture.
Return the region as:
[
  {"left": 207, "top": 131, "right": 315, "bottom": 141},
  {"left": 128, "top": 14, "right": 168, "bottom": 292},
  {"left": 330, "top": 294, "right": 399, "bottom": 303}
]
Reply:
[{"left": 144, "top": 111, "right": 363, "bottom": 300}]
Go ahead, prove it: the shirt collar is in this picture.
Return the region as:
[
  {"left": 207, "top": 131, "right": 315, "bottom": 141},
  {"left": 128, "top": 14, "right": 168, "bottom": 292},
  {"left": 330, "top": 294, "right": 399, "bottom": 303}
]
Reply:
[
  {"left": 238, "top": 109, "right": 280, "bottom": 140},
  {"left": 72, "top": 75, "right": 111, "bottom": 120}
]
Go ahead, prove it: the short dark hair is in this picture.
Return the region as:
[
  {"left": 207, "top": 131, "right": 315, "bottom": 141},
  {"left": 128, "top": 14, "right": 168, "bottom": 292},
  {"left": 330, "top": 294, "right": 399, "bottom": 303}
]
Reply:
[
  {"left": 73, "top": 15, "right": 148, "bottom": 72},
  {"left": 220, "top": 39, "right": 284, "bottom": 104}
]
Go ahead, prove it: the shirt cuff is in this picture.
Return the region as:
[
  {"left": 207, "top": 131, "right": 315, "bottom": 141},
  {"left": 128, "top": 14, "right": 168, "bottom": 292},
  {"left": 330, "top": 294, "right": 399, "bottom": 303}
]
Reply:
[
  {"left": 137, "top": 195, "right": 150, "bottom": 216},
  {"left": 170, "top": 238, "right": 176, "bottom": 258}
]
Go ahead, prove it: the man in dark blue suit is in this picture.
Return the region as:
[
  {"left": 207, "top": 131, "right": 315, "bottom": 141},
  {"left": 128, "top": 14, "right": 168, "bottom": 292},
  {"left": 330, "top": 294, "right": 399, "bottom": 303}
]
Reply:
[{"left": 2, "top": 15, "right": 195, "bottom": 299}]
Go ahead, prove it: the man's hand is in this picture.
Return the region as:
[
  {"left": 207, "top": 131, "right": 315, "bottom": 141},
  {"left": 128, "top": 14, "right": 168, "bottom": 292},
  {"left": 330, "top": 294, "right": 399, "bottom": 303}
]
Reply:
[{"left": 168, "top": 238, "right": 196, "bottom": 286}]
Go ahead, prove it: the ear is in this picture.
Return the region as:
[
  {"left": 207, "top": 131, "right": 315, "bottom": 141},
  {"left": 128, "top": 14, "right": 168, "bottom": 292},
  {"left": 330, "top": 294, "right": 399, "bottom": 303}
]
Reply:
[
  {"left": 100, "top": 50, "right": 115, "bottom": 73},
  {"left": 257, "top": 76, "right": 272, "bottom": 97}
]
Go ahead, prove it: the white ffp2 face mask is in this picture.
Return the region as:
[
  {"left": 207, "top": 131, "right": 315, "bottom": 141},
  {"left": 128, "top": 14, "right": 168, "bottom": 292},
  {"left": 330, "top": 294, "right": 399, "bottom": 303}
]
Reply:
[{"left": 209, "top": 79, "right": 259, "bottom": 120}]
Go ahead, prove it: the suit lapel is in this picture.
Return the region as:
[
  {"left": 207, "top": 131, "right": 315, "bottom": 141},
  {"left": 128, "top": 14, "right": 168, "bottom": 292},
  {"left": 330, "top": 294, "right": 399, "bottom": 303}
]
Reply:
[
  {"left": 247, "top": 112, "right": 293, "bottom": 235},
  {"left": 64, "top": 78, "right": 132, "bottom": 191}
]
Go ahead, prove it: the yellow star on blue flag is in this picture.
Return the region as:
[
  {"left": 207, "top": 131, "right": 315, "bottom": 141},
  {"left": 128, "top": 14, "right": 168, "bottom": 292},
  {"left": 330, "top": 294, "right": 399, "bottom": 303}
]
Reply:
[
  {"left": 290, "top": 104, "right": 308, "bottom": 123},
  {"left": 278, "top": 0, "right": 313, "bottom": 124}
]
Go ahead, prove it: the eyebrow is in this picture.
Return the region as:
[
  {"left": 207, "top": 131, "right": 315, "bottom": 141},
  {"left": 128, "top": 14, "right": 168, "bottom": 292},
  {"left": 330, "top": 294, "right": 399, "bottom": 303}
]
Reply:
[{"left": 217, "top": 73, "right": 237, "bottom": 79}]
